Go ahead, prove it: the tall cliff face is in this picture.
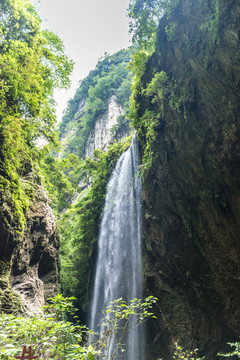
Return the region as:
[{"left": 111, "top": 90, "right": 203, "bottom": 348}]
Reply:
[
  {"left": 60, "top": 49, "right": 132, "bottom": 159},
  {"left": 83, "top": 95, "right": 127, "bottom": 158},
  {"left": 132, "top": 0, "right": 240, "bottom": 358},
  {"left": 0, "top": 173, "right": 59, "bottom": 314}
]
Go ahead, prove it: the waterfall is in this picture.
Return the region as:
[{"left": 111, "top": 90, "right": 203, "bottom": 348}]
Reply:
[{"left": 89, "top": 133, "right": 144, "bottom": 359}]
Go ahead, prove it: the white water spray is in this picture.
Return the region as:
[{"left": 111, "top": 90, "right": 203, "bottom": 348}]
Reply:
[{"left": 89, "top": 134, "right": 144, "bottom": 359}]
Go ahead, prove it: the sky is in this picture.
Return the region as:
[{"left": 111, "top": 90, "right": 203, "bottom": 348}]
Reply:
[{"left": 32, "top": 0, "right": 131, "bottom": 122}]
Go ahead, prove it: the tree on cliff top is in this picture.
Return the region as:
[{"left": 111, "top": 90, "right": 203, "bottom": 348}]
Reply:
[{"left": 128, "top": 0, "right": 181, "bottom": 50}]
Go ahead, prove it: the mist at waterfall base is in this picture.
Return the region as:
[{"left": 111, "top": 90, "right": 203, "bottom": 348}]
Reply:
[{"left": 89, "top": 134, "right": 145, "bottom": 359}]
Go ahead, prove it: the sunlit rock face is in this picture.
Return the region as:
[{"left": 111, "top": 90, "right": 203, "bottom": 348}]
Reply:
[
  {"left": 134, "top": 0, "right": 240, "bottom": 359},
  {"left": 0, "top": 176, "right": 59, "bottom": 314},
  {"left": 84, "top": 95, "right": 126, "bottom": 158}
]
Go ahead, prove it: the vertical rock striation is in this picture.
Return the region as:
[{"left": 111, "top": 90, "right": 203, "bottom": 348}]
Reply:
[
  {"left": 83, "top": 96, "right": 126, "bottom": 158},
  {"left": 134, "top": 0, "right": 240, "bottom": 358}
]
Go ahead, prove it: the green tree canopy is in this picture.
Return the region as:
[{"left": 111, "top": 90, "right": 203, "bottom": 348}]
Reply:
[
  {"left": 128, "top": 0, "right": 164, "bottom": 50},
  {"left": 0, "top": 0, "right": 73, "bottom": 233},
  {"left": 0, "top": 0, "right": 73, "bottom": 143}
]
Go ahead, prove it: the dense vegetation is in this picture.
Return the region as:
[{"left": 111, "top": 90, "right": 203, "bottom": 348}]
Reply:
[
  {"left": 0, "top": 294, "right": 158, "bottom": 359},
  {"left": 0, "top": 0, "right": 73, "bottom": 235},
  {"left": 59, "top": 49, "right": 132, "bottom": 157}
]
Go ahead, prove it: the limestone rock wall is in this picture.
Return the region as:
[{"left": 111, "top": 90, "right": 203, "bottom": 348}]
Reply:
[
  {"left": 0, "top": 176, "right": 59, "bottom": 314},
  {"left": 83, "top": 95, "right": 127, "bottom": 158}
]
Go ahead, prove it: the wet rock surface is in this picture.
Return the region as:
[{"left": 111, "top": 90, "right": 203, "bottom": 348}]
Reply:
[{"left": 138, "top": 0, "right": 240, "bottom": 358}]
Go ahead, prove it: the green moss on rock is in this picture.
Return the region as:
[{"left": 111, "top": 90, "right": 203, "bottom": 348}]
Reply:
[
  {"left": 130, "top": 0, "right": 240, "bottom": 358},
  {"left": 0, "top": 260, "right": 22, "bottom": 314}
]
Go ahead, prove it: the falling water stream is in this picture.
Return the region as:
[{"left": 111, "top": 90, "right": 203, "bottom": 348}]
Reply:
[{"left": 89, "top": 134, "right": 144, "bottom": 359}]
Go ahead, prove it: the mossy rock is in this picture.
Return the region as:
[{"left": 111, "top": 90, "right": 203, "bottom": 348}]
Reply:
[{"left": 0, "top": 261, "right": 22, "bottom": 314}]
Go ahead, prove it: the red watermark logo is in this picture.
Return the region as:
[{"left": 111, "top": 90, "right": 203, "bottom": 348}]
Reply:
[{"left": 15, "top": 346, "right": 38, "bottom": 360}]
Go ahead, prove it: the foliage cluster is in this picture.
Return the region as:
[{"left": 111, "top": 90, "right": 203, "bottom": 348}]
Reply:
[
  {"left": 128, "top": 0, "right": 181, "bottom": 51},
  {"left": 128, "top": 0, "right": 164, "bottom": 51},
  {"left": 130, "top": 69, "right": 188, "bottom": 171},
  {"left": 170, "top": 342, "right": 240, "bottom": 360},
  {"left": 59, "top": 49, "right": 132, "bottom": 157},
  {"left": 218, "top": 342, "right": 240, "bottom": 358},
  {"left": 38, "top": 150, "right": 81, "bottom": 213},
  {"left": 96, "top": 296, "right": 157, "bottom": 359},
  {"left": 0, "top": 294, "right": 157, "bottom": 360},
  {"left": 0, "top": 295, "right": 96, "bottom": 360},
  {"left": 0, "top": 0, "right": 73, "bottom": 234},
  {"left": 172, "top": 345, "right": 204, "bottom": 360},
  {"left": 156, "top": 343, "right": 240, "bottom": 360},
  {"left": 200, "top": 0, "right": 220, "bottom": 48}
]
